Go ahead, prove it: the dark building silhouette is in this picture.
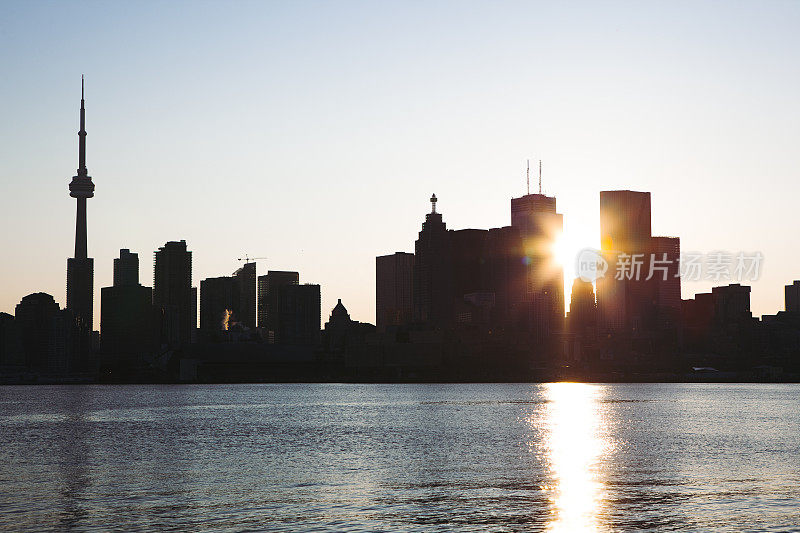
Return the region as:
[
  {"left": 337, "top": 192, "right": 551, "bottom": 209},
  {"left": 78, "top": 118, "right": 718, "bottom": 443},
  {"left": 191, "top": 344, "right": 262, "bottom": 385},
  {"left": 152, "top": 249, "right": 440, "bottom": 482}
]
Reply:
[
  {"left": 413, "top": 194, "right": 452, "bottom": 327},
  {"left": 376, "top": 252, "right": 414, "bottom": 331},
  {"left": 153, "top": 240, "right": 195, "bottom": 347},
  {"left": 682, "top": 284, "right": 757, "bottom": 363},
  {"left": 200, "top": 262, "right": 256, "bottom": 331},
  {"left": 233, "top": 262, "right": 256, "bottom": 329},
  {"left": 597, "top": 190, "right": 652, "bottom": 334},
  {"left": 713, "top": 283, "right": 752, "bottom": 324},
  {"left": 276, "top": 284, "right": 321, "bottom": 345},
  {"left": 596, "top": 191, "right": 683, "bottom": 359},
  {"left": 786, "top": 280, "right": 800, "bottom": 314},
  {"left": 450, "top": 229, "right": 489, "bottom": 304},
  {"left": 257, "top": 270, "right": 299, "bottom": 341},
  {"left": 14, "top": 293, "right": 71, "bottom": 372},
  {"left": 200, "top": 276, "right": 234, "bottom": 331},
  {"left": 0, "top": 313, "right": 24, "bottom": 368},
  {"left": 66, "top": 78, "right": 95, "bottom": 339},
  {"left": 322, "top": 299, "right": 376, "bottom": 363},
  {"left": 101, "top": 249, "right": 155, "bottom": 370},
  {"left": 650, "top": 236, "right": 681, "bottom": 326},
  {"left": 510, "top": 190, "right": 564, "bottom": 337},
  {"left": 113, "top": 249, "right": 139, "bottom": 287},
  {"left": 568, "top": 278, "right": 598, "bottom": 335},
  {"left": 483, "top": 225, "right": 526, "bottom": 328},
  {"left": 565, "top": 278, "right": 599, "bottom": 364}
]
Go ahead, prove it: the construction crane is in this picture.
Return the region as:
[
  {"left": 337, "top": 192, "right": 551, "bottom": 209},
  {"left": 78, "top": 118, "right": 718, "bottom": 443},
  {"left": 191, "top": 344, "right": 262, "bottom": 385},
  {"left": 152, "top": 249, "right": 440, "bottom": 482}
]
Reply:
[{"left": 237, "top": 255, "right": 267, "bottom": 263}]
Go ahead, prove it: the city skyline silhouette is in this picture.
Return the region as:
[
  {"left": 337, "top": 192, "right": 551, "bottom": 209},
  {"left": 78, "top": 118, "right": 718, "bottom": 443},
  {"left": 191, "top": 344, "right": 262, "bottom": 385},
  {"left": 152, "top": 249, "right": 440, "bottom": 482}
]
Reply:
[
  {"left": 2, "top": 1, "right": 800, "bottom": 328},
  {"left": 2, "top": 4, "right": 800, "bottom": 531}
]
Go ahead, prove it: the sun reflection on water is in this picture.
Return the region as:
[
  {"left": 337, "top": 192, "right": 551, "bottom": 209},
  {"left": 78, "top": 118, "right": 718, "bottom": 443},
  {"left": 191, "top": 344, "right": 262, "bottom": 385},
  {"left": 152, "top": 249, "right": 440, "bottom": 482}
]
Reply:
[{"left": 540, "top": 382, "right": 608, "bottom": 532}]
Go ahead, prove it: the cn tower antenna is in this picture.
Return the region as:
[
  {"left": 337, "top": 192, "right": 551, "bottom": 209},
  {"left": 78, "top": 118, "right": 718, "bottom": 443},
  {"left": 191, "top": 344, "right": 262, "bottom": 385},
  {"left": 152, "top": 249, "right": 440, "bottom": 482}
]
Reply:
[
  {"left": 538, "top": 160, "right": 542, "bottom": 194},
  {"left": 526, "top": 159, "right": 530, "bottom": 195}
]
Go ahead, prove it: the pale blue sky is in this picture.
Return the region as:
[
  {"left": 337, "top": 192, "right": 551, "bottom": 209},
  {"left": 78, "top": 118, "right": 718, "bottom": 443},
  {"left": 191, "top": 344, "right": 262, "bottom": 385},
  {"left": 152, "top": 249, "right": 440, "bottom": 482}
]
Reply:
[{"left": 1, "top": 0, "right": 799, "bottom": 328}]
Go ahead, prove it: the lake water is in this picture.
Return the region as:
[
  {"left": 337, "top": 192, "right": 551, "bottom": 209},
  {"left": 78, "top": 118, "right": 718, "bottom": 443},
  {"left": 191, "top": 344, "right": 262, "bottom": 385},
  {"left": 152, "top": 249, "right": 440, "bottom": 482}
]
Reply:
[{"left": 0, "top": 383, "right": 799, "bottom": 532}]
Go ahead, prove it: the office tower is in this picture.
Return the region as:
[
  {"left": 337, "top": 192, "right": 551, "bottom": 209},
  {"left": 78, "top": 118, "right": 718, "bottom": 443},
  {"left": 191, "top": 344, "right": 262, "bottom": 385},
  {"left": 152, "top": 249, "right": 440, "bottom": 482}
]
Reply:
[
  {"left": 277, "top": 284, "right": 321, "bottom": 345},
  {"left": 376, "top": 252, "right": 415, "bottom": 331},
  {"left": 413, "top": 194, "right": 452, "bottom": 327},
  {"left": 101, "top": 249, "right": 155, "bottom": 369},
  {"left": 510, "top": 190, "right": 564, "bottom": 335},
  {"left": 597, "top": 190, "right": 652, "bottom": 333},
  {"left": 450, "top": 229, "right": 489, "bottom": 302},
  {"left": 200, "top": 276, "right": 234, "bottom": 330},
  {"left": 14, "top": 293, "right": 69, "bottom": 372},
  {"left": 786, "top": 280, "right": 800, "bottom": 314},
  {"left": 257, "top": 271, "right": 299, "bottom": 340},
  {"left": 153, "top": 240, "right": 194, "bottom": 347},
  {"left": 483, "top": 226, "right": 526, "bottom": 327},
  {"left": 113, "top": 249, "right": 139, "bottom": 287},
  {"left": 66, "top": 77, "right": 95, "bottom": 332},
  {"left": 650, "top": 236, "right": 681, "bottom": 326},
  {"left": 233, "top": 262, "right": 256, "bottom": 329}
]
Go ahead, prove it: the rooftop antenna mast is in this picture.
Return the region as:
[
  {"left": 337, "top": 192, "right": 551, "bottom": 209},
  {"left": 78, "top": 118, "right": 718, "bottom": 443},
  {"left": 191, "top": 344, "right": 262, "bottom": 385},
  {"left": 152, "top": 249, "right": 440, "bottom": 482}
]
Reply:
[
  {"left": 526, "top": 159, "right": 530, "bottom": 195},
  {"left": 538, "top": 160, "right": 542, "bottom": 194}
]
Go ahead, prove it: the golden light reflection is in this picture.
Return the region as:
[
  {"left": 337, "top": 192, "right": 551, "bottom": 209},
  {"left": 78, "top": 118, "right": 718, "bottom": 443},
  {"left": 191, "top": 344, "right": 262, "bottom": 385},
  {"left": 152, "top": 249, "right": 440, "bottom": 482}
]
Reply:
[{"left": 541, "top": 382, "right": 608, "bottom": 532}]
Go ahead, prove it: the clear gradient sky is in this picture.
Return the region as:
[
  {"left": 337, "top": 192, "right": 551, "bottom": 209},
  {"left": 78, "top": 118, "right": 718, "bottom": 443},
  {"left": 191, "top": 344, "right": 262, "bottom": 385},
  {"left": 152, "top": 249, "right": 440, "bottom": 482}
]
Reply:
[{"left": 1, "top": 1, "right": 799, "bottom": 329}]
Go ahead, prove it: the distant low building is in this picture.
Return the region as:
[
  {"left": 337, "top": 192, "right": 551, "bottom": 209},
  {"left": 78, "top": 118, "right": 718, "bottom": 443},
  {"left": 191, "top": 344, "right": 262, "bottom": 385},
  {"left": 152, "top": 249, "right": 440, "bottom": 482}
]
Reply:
[{"left": 15, "top": 293, "right": 72, "bottom": 373}]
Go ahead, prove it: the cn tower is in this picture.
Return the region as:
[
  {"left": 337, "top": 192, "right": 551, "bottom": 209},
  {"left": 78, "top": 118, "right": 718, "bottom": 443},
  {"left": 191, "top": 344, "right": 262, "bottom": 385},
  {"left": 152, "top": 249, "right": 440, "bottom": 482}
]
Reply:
[{"left": 66, "top": 76, "right": 95, "bottom": 331}]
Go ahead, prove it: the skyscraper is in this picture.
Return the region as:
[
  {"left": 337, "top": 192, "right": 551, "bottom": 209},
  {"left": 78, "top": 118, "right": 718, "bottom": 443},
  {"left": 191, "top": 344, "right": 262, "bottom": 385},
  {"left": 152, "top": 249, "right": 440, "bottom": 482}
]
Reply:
[
  {"left": 233, "top": 262, "right": 256, "bottom": 329},
  {"left": 413, "top": 194, "right": 451, "bottom": 327},
  {"left": 376, "top": 252, "right": 414, "bottom": 331},
  {"left": 199, "top": 262, "right": 256, "bottom": 332},
  {"left": 597, "top": 190, "right": 652, "bottom": 333},
  {"left": 277, "top": 284, "right": 321, "bottom": 345},
  {"left": 101, "top": 249, "right": 155, "bottom": 370},
  {"left": 650, "top": 236, "right": 681, "bottom": 327},
  {"left": 66, "top": 77, "right": 95, "bottom": 332},
  {"left": 153, "top": 240, "right": 194, "bottom": 347},
  {"left": 483, "top": 225, "right": 526, "bottom": 328},
  {"left": 257, "top": 271, "right": 299, "bottom": 340},
  {"left": 200, "top": 276, "right": 234, "bottom": 330},
  {"left": 510, "top": 190, "right": 564, "bottom": 336}
]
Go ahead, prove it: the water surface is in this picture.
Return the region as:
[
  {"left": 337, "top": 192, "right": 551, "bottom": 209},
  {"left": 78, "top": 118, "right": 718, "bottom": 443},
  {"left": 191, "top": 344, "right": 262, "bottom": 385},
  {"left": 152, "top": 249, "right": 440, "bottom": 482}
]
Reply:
[{"left": 1, "top": 383, "right": 799, "bottom": 531}]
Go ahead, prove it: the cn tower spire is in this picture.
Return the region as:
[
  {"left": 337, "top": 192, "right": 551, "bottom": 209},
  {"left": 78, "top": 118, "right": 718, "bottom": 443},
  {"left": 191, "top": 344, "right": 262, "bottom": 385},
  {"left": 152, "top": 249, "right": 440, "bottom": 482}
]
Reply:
[
  {"left": 78, "top": 75, "right": 87, "bottom": 177},
  {"left": 67, "top": 75, "right": 96, "bottom": 333}
]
